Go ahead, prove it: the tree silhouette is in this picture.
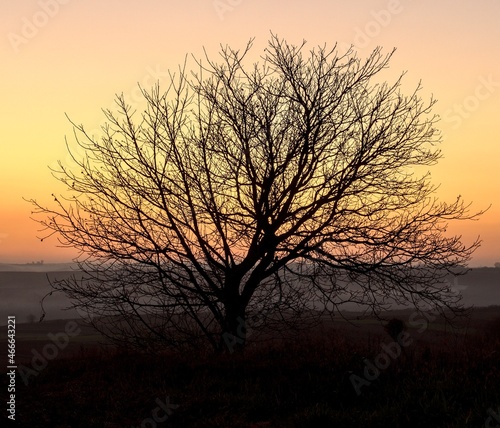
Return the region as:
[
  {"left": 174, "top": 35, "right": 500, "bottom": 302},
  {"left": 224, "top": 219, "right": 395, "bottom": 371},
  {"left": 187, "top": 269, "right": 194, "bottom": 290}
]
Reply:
[{"left": 30, "top": 36, "right": 483, "bottom": 352}]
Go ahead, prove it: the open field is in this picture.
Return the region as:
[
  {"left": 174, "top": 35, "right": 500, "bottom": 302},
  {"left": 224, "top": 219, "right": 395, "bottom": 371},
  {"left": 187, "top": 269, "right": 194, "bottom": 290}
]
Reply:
[
  {"left": 1, "top": 267, "right": 499, "bottom": 426},
  {"left": 1, "top": 267, "right": 500, "bottom": 326},
  {"left": 1, "top": 305, "right": 499, "bottom": 427}
]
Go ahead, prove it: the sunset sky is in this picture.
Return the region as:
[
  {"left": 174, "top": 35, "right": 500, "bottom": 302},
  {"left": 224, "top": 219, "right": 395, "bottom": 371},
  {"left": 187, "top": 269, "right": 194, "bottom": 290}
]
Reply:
[{"left": 1, "top": 0, "right": 499, "bottom": 266}]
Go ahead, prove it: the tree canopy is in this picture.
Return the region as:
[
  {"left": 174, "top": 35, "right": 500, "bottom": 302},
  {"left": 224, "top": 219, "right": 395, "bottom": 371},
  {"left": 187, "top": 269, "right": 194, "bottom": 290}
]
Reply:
[{"left": 31, "top": 36, "right": 483, "bottom": 352}]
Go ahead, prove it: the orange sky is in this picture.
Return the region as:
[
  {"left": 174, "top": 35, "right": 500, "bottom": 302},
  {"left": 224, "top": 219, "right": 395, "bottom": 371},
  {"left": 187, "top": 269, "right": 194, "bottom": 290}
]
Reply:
[{"left": 1, "top": 0, "right": 499, "bottom": 266}]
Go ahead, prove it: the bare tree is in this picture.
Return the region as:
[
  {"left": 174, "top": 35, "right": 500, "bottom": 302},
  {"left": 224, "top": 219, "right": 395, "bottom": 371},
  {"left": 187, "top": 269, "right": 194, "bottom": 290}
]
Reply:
[{"left": 30, "top": 36, "right": 483, "bottom": 353}]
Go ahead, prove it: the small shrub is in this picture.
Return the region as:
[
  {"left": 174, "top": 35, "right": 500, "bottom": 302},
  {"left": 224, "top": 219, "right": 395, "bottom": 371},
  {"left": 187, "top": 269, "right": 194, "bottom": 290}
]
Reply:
[{"left": 385, "top": 318, "right": 406, "bottom": 344}]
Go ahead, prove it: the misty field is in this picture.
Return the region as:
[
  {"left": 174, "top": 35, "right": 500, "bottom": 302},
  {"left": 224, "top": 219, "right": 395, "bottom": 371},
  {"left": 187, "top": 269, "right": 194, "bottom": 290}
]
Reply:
[
  {"left": 2, "top": 266, "right": 500, "bottom": 326},
  {"left": 1, "top": 299, "right": 499, "bottom": 426}
]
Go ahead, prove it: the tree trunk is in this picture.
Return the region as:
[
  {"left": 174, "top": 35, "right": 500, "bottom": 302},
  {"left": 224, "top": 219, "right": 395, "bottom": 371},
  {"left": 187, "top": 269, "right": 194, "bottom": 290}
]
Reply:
[{"left": 219, "top": 299, "right": 247, "bottom": 353}]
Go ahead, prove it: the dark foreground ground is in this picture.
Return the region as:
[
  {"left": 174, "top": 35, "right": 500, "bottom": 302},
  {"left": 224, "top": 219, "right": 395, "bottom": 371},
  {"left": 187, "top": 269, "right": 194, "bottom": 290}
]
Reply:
[{"left": 1, "top": 306, "right": 500, "bottom": 427}]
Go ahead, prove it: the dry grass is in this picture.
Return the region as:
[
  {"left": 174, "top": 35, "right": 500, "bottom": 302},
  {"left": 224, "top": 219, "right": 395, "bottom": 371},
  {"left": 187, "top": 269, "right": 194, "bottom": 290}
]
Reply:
[{"left": 2, "top": 307, "right": 499, "bottom": 427}]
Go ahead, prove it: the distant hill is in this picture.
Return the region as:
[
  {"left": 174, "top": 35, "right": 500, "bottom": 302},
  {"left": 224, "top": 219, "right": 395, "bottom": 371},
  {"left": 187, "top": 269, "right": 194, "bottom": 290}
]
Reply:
[{"left": 0, "top": 262, "right": 77, "bottom": 272}]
